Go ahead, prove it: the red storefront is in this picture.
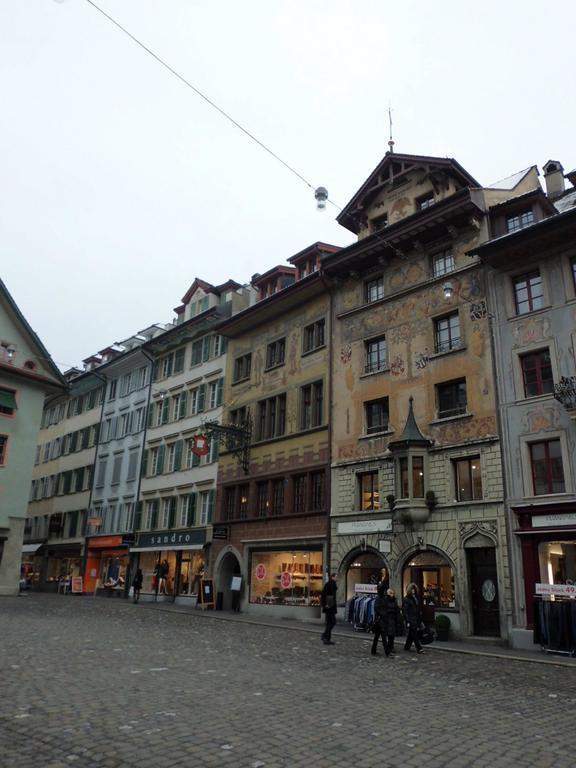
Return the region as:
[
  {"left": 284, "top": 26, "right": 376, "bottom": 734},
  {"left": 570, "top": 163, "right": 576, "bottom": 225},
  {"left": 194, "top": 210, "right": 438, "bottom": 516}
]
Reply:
[
  {"left": 84, "top": 535, "right": 132, "bottom": 595},
  {"left": 514, "top": 503, "right": 576, "bottom": 628}
]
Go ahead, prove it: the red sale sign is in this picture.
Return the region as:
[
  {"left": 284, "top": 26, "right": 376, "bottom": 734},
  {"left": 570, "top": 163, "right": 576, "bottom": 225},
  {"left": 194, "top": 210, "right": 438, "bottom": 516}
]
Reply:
[
  {"left": 255, "top": 564, "right": 266, "bottom": 581},
  {"left": 280, "top": 571, "right": 292, "bottom": 589}
]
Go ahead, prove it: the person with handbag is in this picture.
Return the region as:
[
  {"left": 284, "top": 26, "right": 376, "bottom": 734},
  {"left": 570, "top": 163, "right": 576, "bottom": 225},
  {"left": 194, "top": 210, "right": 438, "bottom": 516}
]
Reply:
[
  {"left": 402, "top": 582, "right": 424, "bottom": 654},
  {"left": 371, "top": 585, "right": 400, "bottom": 657},
  {"left": 320, "top": 573, "right": 338, "bottom": 645}
]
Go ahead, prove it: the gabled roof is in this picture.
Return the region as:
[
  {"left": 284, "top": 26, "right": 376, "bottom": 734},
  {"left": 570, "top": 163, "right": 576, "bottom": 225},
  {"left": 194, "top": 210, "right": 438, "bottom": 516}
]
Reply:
[
  {"left": 251, "top": 265, "right": 296, "bottom": 287},
  {"left": 486, "top": 166, "right": 537, "bottom": 191},
  {"left": 287, "top": 241, "right": 341, "bottom": 265},
  {"left": 337, "top": 152, "right": 481, "bottom": 234},
  {"left": 0, "top": 278, "right": 66, "bottom": 391},
  {"left": 180, "top": 277, "right": 241, "bottom": 305}
]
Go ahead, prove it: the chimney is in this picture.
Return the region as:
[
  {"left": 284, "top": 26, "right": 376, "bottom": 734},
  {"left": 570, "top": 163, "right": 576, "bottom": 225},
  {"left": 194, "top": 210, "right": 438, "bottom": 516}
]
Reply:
[{"left": 543, "top": 160, "right": 565, "bottom": 199}]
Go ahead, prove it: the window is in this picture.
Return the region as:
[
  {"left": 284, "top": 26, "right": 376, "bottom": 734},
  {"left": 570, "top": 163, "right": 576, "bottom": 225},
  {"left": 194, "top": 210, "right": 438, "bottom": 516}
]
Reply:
[
  {"left": 365, "top": 398, "right": 389, "bottom": 435},
  {"left": 417, "top": 191, "right": 434, "bottom": 210},
  {"left": 359, "top": 472, "right": 380, "bottom": 511},
  {"left": 293, "top": 475, "right": 306, "bottom": 514},
  {"left": 520, "top": 350, "right": 554, "bottom": 397},
  {"left": 403, "top": 551, "right": 455, "bottom": 608},
  {"left": 0, "top": 435, "right": 7, "bottom": 466},
  {"left": 145, "top": 500, "right": 159, "bottom": 530},
  {"left": 300, "top": 381, "right": 323, "bottom": 430},
  {"left": 257, "top": 482, "right": 269, "bottom": 517},
  {"left": 107, "top": 379, "right": 117, "bottom": 401},
  {"left": 513, "top": 271, "right": 544, "bottom": 315},
  {"left": 257, "top": 394, "right": 286, "bottom": 440},
  {"left": 530, "top": 440, "right": 565, "bottom": 495},
  {"left": 437, "top": 379, "right": 467, "bottom": 419},
  {"left": 238, "top": 485, "right": 249, "bottom": 519},
  {"left": 432, "top": 249, "right": 455, "bottom": 278},
  {"left": 303, "top": 319, "right": 325, "bottom": 353},
  {"left": 399, "top": 457, "right": 409, "bottom": 498},
  {"left": 572, "top": 257, "right": 576, "bottom": 292},
  {"left": 454, "top": 457, "right": 482, "bottom": 501},
  {"left": 249, "top": 550, "right": 323, "bottom": 606},
  {"left": 127, "top": 451, "right": 139, "bottom": 481},
  {"left": 133, "top": 407, "right": 146, "bottom": 433},
  {"left": 507, "top": 210, "right": 534, "bottom": 233},
  {"left": 180, "top": 494, "right": 196, "bottom": 527},
  {"left": 365, "top": 276, "right": 384, "bottom": 303},
  {"left": 174, "top": 347, "right": 185, "bottom": 373},
  {"left": 161, "top": 497, "right": 177, "bottom": 529},
  {"left": 167, "top": 443, "right": 177, "bottom": 473},
  {"left": 310, "top": 471, "right": 325, "bottom": 511},
  {"left": 266, "top": 338, "right": 286, "bottom": 369},
  {"left": 190, "top": 384, "right": 206, "bottom": 415},
  {"left": 95, "top": 458, "right": 107, "bottom": 488},
  {"left": 111, "top": 454, "right": 123, "bottom": 485},
  {"left": 120, "top": 373, "right": 132, "bottom": 396},
  {"left": 372, "top": 213, "right": 388, "bottom": 232},
  {"left": 199, "top": 490, "right": 214, "bottom": 525},
  {"left": 230, "top": 406, "right": 248, "bottom": 426},
  {"left": 434, "top": 312, "right": 461, "bottom": 353},
  {"left": 365, "top": 337, "right": 387, "bottom": 374},
  {"left": 271, "top": 479, "right": 284, "bottom": 516},
  {"left": 233, "top": 354, "right": 252, "bottom": 383},
  {"left": 208, "top": 379, "right": 224, "bottom": 410},
  {"left": 213, "top": 335, "right": 227, "bottom": 357},
  {"left": 0, "top": 388, "right": 17, "bottom": 416},
  {"left": 412, "top": 456, "right": 424, "bottom": 498}
]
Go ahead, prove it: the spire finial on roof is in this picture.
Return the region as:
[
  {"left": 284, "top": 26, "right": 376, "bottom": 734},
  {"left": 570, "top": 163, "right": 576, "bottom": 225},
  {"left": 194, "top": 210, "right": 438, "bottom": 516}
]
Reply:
[
  {"left": 387, "top": 395, "right": 432, "bottom": 452},
  {"left": 388, "top": 104, "right": 395, "bottom": 153}
]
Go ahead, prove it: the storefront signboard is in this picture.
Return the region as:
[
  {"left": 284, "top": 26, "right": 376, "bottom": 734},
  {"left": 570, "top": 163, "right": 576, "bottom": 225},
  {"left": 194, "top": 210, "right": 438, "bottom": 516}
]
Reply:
[
  {"left": 337, "top": 519, "right": 393, "bottom": 535},
  {"left": 231, "top": 576, "right": 242, "bottom": 592},
  {"left": 280, "top": 571, "right": 292, "bottom": 589},
  {"left": 71, "top": 576, "right": 83, "bottom": 594},
  {"left": 354, "top": 583, "right": 378, "bottom": 594},
  {"left": 535, "top": 583, "right": 576, "bottom": 597},
  {"left": 198, "top": 578, "right": 214, "bottom": 607},
  {"left": 212, "top": 526, "right": 229, "bottom": 541},
  {"left": 532, "top": 513, "right": 576, "bottom": 528},
  {"left": 134, "top": 528, "right": 207, "bottom": 549},
  {"left": 255, "top": 563, "right": 266, "bottom": 581}
]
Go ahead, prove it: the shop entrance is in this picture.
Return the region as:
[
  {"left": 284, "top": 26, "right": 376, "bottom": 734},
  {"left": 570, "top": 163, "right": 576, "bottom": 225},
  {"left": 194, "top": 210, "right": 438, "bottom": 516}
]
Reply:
[
  {"left": 345, "top": 550, "right": 388, "bottom": 601},
  {"left": 218, "top": 552, "right": 242, "bottom": 611},
  {"left": 467, "top": 547, "right": 500, "bottom": 637}
]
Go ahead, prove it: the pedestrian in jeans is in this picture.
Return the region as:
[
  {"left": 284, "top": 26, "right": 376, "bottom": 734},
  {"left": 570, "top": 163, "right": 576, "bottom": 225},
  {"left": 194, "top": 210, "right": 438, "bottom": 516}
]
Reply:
[
  {"left": 132, "top": 569, "right": 143, "bottom": 603},
  {"left": 372, "top": 585, "right": 400, "bottom": 657},
  {"left": 402, "top": 582, "right": 424, "bottom": 654},
  {"left": 320, "top": 573, "right": 338, "bottom": 645}
]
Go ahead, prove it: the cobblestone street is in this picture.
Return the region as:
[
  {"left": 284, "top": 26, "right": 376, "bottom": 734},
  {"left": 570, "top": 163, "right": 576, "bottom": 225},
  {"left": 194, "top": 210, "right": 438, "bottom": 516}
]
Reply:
[{"left": 1, "top": 595, "right": 574, "bottom": 768}]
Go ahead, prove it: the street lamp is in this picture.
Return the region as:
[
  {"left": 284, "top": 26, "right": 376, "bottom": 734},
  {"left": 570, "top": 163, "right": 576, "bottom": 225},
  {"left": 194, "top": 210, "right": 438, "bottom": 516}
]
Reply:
[
  {"left": 314, "top": 186, "right": 329, "bottom": 210},
  {"left": 443, "top": 281, "right": 454, "bottom": 301}
]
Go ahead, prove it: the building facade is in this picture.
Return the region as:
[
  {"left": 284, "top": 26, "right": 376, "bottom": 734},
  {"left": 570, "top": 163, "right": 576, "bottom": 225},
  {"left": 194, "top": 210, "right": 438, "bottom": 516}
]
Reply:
[
  {"left": 0, "top": 279, "right": 65, "bottom": 595},
  {"left": 212, "top": 243, "right": 338, "bottom": 617},
  {"left": 322, "top": 152, "right": 534, "bottom": 639},
  {"left": 475, "top": 161, "right": 576, "bottom": 647}
]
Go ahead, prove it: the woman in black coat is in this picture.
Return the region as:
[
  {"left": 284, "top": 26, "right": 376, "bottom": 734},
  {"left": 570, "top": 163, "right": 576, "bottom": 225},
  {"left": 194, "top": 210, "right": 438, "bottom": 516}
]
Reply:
[
  {"left": 371, "top": 586, "right": 400, "bottom": 657},
  {"left": 402, "top": 583, "right": 424, "bottom": 653}
]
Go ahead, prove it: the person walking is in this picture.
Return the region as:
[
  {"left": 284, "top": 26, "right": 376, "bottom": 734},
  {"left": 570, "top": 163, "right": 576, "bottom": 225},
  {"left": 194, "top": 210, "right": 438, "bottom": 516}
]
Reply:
[
  {"left": 372, "top": 586, "right": 400, "bottom": 657},
  {"left": 320, "top": 573, "right": 338, "bottom": 645},
  {"left": 132, "top": 568, "right": 143, "bottom": 603},
  {"left": 403, "top": 582, "right": 424, "bottom": 653}
]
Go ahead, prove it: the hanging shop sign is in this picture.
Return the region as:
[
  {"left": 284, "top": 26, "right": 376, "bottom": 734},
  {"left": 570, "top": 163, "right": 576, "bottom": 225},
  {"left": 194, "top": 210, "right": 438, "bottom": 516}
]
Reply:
[
  {"left": 212, "top": 525, "right": 229, "bottom": 541},
  {"left": 535, "top": 583, "right": 576, "bottom": 597},
  {"left": 532, "top": 513, "right": 576, "bottom": 528},
  {"left": 191, "top": 434, "right": 210, "bottom": 457},
  {"left": 134, "top": 528, "right": 207, "bottom": 550},
  {"left": 337, "top": 519, "right": 393, "bottom": 535},
  {"left": 87, "top": 517, "right": 102, "bottom": 527}
]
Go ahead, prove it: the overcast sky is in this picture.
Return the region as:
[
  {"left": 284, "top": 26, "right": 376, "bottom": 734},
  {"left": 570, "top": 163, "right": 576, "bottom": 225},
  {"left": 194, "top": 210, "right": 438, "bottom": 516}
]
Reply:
[{"left": 1, "top": 0, "right": 575, "bottom": 370}]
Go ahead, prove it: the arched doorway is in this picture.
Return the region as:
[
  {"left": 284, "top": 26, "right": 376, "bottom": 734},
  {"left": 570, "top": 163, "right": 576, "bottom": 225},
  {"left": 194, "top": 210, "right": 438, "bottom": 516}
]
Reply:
[
  {"left": 402, "top": 550, "right": 456, "bottom": 609},
  {"left": 343, "top": 548, "right": 389, "bottom": 601},
  {"left": 218, "top": 551, "right": 242, "bottom": 611}
]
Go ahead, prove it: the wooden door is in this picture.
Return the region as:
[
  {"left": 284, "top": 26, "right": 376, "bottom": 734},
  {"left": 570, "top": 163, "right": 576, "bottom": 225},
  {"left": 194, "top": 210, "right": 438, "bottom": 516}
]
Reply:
[{"left": 467, "top": 547, "right": 500, "bottom": 637}]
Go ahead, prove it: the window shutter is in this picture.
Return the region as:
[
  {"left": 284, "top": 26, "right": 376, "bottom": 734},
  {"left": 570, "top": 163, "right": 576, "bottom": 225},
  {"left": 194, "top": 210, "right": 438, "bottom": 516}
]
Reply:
[
  {"left": 189, "top": 493, "right": 197, "bottom": 526},
  {"left": 157, "top": 444, "right": 165, "bottom": 474},
  {"left": 168, "top": 497, "right": 176, "bottom": 529},
  {"left": 179, "top": 390, "right": 188, "bottom": 419},
  {"left": 174, "top": 440, "right": 183, "bottom": 471},
  {"left": 197, "top": 384, "right": 206, "bottom": 413},
  {"left": 134, "top": 501, "right": 142, "bottom": 531},
  {"left": 211, "top": 439, "right": 220, "bottom": 462},
  {"left": 147, "top": 404, "right": 154, "bottom": 428},
  {"left": 141, "top": 449, "right": 148, "bottom": 477},
  {"left": 192, "top": 341, "right": 202, "bottom": 365},
  {"left": 208, "top": 489, "right": 215, "bottom": 523},
  {"left": 152, "top": 360, "right": 159, "bottom": 381},
  {"left": 151, "top": 500, "right": 159, "bottom": 530},
  {"left": 220, "top": 336, "right": 228, "bottom": 355},
  {"left": 174, "top": 347, "right": 185, "bottom": 373},
  {"left": 202, "top": 336, "right": 211, "bottom": 362},
  {"left": 192, "top": 451, "right": 200, "bottom": 468},
  {"left": 161, "top": 398, "right": 170, "bottom": 424},
  {"left": 216, "top": 378, "right": 224, "bottom": 407}
]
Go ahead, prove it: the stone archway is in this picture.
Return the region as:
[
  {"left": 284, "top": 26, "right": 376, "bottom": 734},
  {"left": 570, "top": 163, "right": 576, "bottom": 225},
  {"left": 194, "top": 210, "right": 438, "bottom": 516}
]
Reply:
[
  {"left": 339, "top": 546, "right": 389, "bottom": 602},
  {"left": 216, "top": 549, "right": 242, "bottom": 611}
]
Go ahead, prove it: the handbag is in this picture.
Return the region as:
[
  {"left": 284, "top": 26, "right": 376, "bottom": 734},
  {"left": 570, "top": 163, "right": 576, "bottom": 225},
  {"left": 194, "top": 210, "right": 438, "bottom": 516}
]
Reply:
[
  {"left": 417, "top": 627, "right": 434, "bottom": 645},
  {"left": 325, "top": 595, "right": 336, "bottom": 609}
]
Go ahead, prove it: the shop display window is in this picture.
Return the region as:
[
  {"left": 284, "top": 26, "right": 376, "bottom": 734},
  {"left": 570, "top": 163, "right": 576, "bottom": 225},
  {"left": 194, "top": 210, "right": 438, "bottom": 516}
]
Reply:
[
  {"left": 139, "top": 551, "right": 178, "bottom": 594},
  {"left": 45, "top": 557, "right": 81, "bottom": 582},
  {"left": 100, "top": 555, "right": 128, "bottom": 590},
  {"left": 178, "top": 553, "right": 205, "bottom": 596},
  {"left": 250, "top": 550, "right": 323, "bottom": 606},
  {"left": 403, "top": 551, "right": 455, "bottom": 608},
  {"left": 538, "top": 541, "right": 576, "bottom": 585},
  {"left": 345, "top": 553, "right": 388, "bottom": 600}
]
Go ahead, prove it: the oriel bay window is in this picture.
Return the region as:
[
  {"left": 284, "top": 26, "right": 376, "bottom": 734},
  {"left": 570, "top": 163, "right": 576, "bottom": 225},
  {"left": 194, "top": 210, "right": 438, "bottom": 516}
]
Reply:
[
  {"left": 520, "top": 350, "right": 554, "bottom": 397},
  {"left": 300, "top": 381, "right": 323, "bottom": 430},
  {"left": 257, "top": 394, "right": 286, "bottom": 440},
  {"left": 398, "top": 456, "right": 425, "bottom": 499},
  {"left": 454, "top": 457, "right": 483, "bottom": 501},
  {"left": 529, "top": 439, "right": 565, "bottom": 495},
  {"left": 359, "top": 472, "right": 380, "bottom": 510}
]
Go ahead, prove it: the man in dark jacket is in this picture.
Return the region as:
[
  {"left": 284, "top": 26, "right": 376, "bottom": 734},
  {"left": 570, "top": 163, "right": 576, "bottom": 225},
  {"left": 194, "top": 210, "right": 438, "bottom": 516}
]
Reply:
[
  {"left": 402, "top": 583, "right": 424, "bottom": 653},
  {"left": 320, "top": 573, "right": 338, "bottom": 645}
]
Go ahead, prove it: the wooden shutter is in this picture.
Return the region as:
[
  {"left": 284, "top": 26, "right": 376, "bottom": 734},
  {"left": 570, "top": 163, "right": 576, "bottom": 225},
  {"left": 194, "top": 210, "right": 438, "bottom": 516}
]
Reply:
[
  {"left": 216, "top": 378, "right": 224, "bottom": 407},
  {"left": 207, "top": 489, "right": 215, "bottom": 523},
  {"left": 156, "top": 444, "right": 165, "bottom": 474},
  {"left": 151, "top": 499, "right": 159, "bottom": 530},
  {"left": 174, "top": 347, "right": 185, "bottom": 373},
  {"left": 197, "top": 383, "right": 206, "bottom": 412},
  {"left": 161, "top": 398, "right": 170, "bottom": 424},
  {"left": 141, "top": 449, "right": 148, "bottom": 477},
  {"left": 168, "top": 497, "right": 177, "bottom": 529},
  {"left": 179, "top": 390, "right": 188, "bottom": 419},
  {"left": 174, "top": 440, "right": 183, "bottom": 471}
]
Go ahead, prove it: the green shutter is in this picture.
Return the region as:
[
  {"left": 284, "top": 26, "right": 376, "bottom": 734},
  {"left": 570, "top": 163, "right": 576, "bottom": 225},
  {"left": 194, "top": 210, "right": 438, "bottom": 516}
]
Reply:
[
  {"left": 192, "top": 451, "right": 200, "bottom": 468},
  {"left": 156, "top": 444, "right": 165, "bottom": 474},
  {"left": 197, "top": 383, "right": 206, "bottom": 413},
  {"left": 134, "top": 501, "right": 142, "bottom": 531},
  {"left": 207, "top": 489, "right": 215, "bottom": 523},
  {"left": 211, "top": 439, "right": 219, "bottom": 462},
  {"left": 141, "top": 449, "right": 148, "bottom": 477},
  {"left": 192, "top": 340, "right": 202, "bottom": 365},
  {"left": 161, "top": 398, "right": 170, "bottom": 424},
  {"left": 189, "top": 493, "right": 197, "bottom": 526},
  {"left": 174, "top": 347, "right": 185, "bottom": 373},
  {"left": 151, "top": 499, "right": 159, "bottom": 529},
  {"left": 168, "top": 497, "right": 176, "bottom": 529},
  {"left": 147, "top": 404, "right": 154, "bottom": 428},
  {"left": 179, "top": 390, "right": 188, "bottom": 419},
  {"left": 202, "top": 337, "right": 211, "bottom": 362},
  {"left": 216, "top": 378, "right": 224, "bottom": 407},
  {"left": 174, "top": 440, "right": 183, "bottom": 471}
]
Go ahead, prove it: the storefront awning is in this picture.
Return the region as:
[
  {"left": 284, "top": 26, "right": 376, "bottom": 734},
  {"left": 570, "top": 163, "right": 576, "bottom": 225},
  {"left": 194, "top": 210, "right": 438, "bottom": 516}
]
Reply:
[{"left": 21, "top": 543, "right": 43, "bottom": 553}]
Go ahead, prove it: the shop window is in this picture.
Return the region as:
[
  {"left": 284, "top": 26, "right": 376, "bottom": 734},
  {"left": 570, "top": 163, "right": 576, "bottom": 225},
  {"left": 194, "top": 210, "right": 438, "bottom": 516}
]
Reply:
[
  {"left": 266, "top": 338, "right": 286, "bottom": 369},
  {"left": 520, "top": 350, "right": 554, "bottom": 397},
  {"left": 249, "top": 550, "right": 323, "bottom": 606},
  {"left": 346, "top": 553, "right": 387, "bottom": 601},
  {"left": 365, "top": 276, "right": 384, "bottom": 304},
  {"left": 432, "top": 249, "right": 455, "bottom": 278},
  {"left": 454, "top": 457, "right": 483, "bottom": 501},
  {"left": 529, "top": 439, "right": 565, "bottom": 495},
  {"left": 437, "top": 379, "right": 467, "bottom": 419},
  {"left": 513, "top": 271, "right": 544, "bottom": 315},
  {"left": 300, "top": 381, "right": 323, "bottom": 430},
  {"left": 0, "top": 388, "right": 17, "bottom": 416},
  {"left": 303, "top": 319, "right": 325, "bottom": 353},
  {"left": 178, "top": 552, "right": 205, "bottom": 596},
  {"left": 233, "top": 354, "right": 252, "bottom": 383},
  {"left": 403, "top": 551, "right": 455, "bottom": 608},
  {"left": 538, "top": 541, "right": 576, "bottom": 585},
  {"left": 434, "top": 312, "right": 461, "bottom": 354},
  {"left": 256, "top": 394, "right": 286, "bottom": 440},
  {"left": 507, "top": 210, "right": 534, "bottom": 233},
  {"left": 365, "top": 337, "right": 387, "bottom": 374},
  {"left": 359, "top": 472, "right": 380, "bottom": 510},
  {"left": 365, "top": 397, "right": 389, "bottom": 435}
]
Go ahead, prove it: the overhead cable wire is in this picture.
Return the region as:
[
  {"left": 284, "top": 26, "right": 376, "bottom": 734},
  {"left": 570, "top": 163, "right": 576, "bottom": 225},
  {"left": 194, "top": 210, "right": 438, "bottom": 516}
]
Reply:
[{"left": 83, "top": 0, "right": 342, "bottom": 208}]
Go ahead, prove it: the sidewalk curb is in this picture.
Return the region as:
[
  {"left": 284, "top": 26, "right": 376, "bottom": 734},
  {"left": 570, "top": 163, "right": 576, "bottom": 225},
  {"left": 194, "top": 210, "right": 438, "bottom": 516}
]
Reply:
[{"left": 136, "top": 601, "right": 576, "bottom": 669}]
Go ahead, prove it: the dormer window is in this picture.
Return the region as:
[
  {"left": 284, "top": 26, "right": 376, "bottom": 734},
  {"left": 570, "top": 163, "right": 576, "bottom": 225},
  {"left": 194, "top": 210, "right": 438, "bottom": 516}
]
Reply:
[
  {"left": 416, "top": 191, "right": 435, "bottom": 211},
  {"left": 507, "top": 210, "right": 534, "bottom": 233}
]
